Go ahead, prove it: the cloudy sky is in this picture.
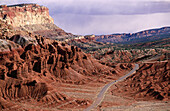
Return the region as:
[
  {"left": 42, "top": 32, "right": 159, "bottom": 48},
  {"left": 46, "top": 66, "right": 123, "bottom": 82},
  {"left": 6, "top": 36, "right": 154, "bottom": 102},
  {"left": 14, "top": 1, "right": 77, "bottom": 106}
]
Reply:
[{"left": 1, "top": 0, "right": 170, "bottom": 35}]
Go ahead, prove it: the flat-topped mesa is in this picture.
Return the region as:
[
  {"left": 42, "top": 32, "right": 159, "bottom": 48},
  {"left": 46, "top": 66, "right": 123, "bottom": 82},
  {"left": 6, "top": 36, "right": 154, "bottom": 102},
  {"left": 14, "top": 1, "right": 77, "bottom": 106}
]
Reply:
[
  {"left": 0, "top": 4, "right": 54, "bottom": 27},
  {"left": 0, "top": 4, "right": 72, "bottom": 38}
]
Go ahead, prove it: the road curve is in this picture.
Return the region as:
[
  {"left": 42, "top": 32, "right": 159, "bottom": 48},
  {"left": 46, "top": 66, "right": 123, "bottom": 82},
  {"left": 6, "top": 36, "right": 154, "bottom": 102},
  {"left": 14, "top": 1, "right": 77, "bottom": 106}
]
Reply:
[{"left": 84, "top": 64, "right": 139, "bottom": 111}]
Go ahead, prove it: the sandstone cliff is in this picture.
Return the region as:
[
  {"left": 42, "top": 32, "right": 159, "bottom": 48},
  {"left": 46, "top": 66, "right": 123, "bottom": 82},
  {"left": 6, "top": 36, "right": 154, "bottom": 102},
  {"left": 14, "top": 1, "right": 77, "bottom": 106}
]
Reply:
[
  {"left": 0, "top": 4, "right": 53, "bottom": 27},
  {"left": 0, "top": 4, "right": 72, "bottom": 38}
]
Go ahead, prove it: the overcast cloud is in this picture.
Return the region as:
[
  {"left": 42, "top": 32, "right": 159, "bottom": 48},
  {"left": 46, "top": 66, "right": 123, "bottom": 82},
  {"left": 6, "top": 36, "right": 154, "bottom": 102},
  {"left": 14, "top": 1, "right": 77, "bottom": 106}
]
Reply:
[{"left": 0, "top": 0, "right": 170, "bottom": 35}]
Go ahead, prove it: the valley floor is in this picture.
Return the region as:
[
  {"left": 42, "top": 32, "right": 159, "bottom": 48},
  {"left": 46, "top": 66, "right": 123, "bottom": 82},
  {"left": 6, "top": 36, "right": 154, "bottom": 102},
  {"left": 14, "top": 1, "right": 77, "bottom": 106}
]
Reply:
[{"left": 56, "top": 77, "right": 169, "bottom": 111}]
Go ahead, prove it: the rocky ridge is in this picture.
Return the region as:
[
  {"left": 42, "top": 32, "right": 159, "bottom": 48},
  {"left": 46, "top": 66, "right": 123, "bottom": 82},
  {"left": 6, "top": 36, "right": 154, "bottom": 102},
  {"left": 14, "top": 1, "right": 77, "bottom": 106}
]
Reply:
[
  {"left": 68, "top": 37, "right": 169, "bottom": 63},
  {"left": 95, "top": 27, "right": 170, "bottom": 44},
  {"left": 111, "top": 61, "right": 169, "bottom": 101}
]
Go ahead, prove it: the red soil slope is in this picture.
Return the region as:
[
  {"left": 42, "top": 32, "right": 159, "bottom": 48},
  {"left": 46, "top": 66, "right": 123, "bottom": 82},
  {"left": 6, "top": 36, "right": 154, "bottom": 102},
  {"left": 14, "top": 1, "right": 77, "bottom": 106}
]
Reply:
[{"left": 111, "top": 61, "right": 169, "bottom": 101}]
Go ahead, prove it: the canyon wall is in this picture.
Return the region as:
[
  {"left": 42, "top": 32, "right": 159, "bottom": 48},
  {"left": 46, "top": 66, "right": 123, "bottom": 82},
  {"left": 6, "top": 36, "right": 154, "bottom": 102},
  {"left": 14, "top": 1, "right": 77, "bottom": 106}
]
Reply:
[
  {"left": 0, "top": 4, "right": 71, "bottom": 38},
  {"left": 0, "top": 4, "right": 54, "bottom": 27}
]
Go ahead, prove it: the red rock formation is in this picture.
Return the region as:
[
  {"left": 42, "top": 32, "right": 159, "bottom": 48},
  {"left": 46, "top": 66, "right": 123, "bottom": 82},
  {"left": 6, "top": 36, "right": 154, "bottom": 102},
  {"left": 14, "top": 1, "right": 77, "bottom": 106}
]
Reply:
[
  {"left": 111, "top": 61, "right": 170, "bottom": 101},
  {"left": 95, "top": 27, "right": 170, "bottom": 44},
  {"left": 0, "top": 4, "right": 53, "bottom": 27},
  {"left": 0, "top": 31, "right": 117, "bottom": 110},
  {"left": 0, "top": 4, "right": 135, "bottom": 110}
]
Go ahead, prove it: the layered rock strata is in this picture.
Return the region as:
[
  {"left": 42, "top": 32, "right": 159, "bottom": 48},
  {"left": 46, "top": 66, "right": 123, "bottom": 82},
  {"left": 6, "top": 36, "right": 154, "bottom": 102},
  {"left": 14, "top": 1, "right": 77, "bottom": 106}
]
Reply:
[{"left": 0, "top": 4, "right": 71, "bottom": 38}]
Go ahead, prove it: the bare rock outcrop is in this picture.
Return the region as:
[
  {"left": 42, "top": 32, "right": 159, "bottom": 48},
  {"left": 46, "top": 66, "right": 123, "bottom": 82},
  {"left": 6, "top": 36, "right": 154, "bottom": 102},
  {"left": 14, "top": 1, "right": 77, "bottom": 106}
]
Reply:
[
  {"left": 111, "top": 61, "right": 170, "bottom": 101},
  {"left": 0, "top": 4, "right": 53, "bottom": 27},
  {"left": 0, "top": 33, "right": 116, "bottom": 110},
  {"left": 0, "top": 4, "right": 72, "bottom": 38}
]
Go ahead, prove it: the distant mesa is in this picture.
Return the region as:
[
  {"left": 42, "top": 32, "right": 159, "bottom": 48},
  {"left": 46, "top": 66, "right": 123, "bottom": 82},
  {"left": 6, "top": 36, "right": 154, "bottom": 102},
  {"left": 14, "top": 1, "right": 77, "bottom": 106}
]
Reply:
[{"left": 95, "top": 27, "right": 170, "bottom": 44}]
